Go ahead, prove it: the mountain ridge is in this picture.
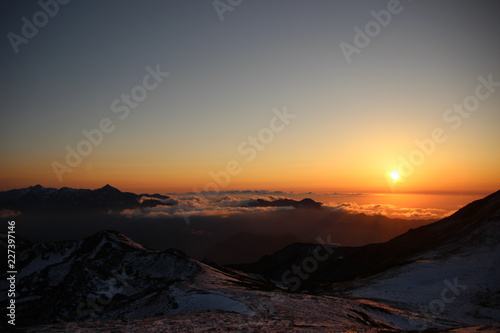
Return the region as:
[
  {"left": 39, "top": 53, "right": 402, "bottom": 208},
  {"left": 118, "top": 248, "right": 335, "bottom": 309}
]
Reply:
[
  {"left": 231, "top": 188, "right": 500, "bottom": 288},
  {"left": 0, "top": 185, "right": 324, "bottom": 215},
  {"left": 2, "top": 189, "right": 499, "bottom": 331}
]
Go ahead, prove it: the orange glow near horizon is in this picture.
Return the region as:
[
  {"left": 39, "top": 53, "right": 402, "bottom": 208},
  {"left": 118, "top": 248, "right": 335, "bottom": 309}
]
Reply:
[
  {"left": 2, "top": 1, "right": 500, "bottom": 221},
  {"left": 1, "top": 106, "right": 499, "bottom": 196},
  {"left": 2, "top": 160, "right": 497, "bottom": 197}
]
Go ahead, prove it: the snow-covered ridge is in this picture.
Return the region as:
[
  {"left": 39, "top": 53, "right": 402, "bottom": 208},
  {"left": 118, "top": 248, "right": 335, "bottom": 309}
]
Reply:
[{"left": 2, "top": 189, "right": 499, "bottom": 332}]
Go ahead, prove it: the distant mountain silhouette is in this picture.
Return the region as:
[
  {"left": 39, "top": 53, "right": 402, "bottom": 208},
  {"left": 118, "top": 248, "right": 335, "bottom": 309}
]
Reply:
[
  {"left": 247, "top": 197, "right": 322, "bottom": 209},
  {"left": 0, "top": 185, "right": 322, "bottom": 215},
  {"left": 0, "top": 184, "right": 175, "bottom": 214}
]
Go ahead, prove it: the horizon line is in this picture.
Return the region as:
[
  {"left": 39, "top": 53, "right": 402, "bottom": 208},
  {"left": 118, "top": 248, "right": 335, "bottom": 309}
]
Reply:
[{"left": 1, "top": 183, "right": 496, "bottom": 197}]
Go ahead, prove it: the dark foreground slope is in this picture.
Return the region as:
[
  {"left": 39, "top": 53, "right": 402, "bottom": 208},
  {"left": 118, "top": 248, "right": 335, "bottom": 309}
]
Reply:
[
  {"left": 1, "top": 190, "right": 499, "bottom": 332},
  {"left": 233, "top": 190, "right": 500, "bottom": 289},
  {"left": 231, "top": 190, "right": 500, "bottom": 329},
  {"left": 1, "top": 231, "right": 414, "bottom": 332}
]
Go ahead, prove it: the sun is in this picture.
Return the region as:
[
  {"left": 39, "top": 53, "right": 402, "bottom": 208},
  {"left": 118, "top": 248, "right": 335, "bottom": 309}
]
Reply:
[{"left": 390, "top": 170, "right": 400, "bottom": 181}]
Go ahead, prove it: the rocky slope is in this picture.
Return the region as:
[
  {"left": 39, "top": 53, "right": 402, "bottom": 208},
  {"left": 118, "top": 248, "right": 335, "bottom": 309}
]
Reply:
[{"left": 1, "top": 190, "right": 499, "bottom": 332}]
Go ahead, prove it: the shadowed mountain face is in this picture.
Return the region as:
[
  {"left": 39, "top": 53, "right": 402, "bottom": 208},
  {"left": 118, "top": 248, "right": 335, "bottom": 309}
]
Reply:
[
  {"left": 0, "top": 230, "right": 203, "bottom": 328},
  {"left": 1, "top": 190, "right": 499, "bottom": 331},
  {"left": 233, "top": 190, "right": 500, "bottom": 290}
]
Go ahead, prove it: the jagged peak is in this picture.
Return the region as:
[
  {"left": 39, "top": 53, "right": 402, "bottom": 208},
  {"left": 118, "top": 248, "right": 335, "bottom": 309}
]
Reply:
[
  {"left": 95, "top": 229, "right": 125, "bottom": 236},
  {"left": 97, "top": 184, "right": 121, "bottom": 192},
  {"left": 27, "top": 184, "right": 56, "bottom": 192},
  {"left": 88, "top": 229, "right": 149, "bottom": 251}
]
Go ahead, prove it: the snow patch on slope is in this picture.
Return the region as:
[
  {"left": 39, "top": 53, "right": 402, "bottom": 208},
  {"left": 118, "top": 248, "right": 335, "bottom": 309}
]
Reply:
[{"left": 351, "top": 244, "right": 500, "bottom": 328}]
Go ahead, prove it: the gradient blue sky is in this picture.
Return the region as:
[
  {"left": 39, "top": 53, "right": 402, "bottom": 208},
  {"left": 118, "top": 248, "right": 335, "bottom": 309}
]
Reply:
[{"left": 1, "top": 0, "right": 499, "bottom": 194}]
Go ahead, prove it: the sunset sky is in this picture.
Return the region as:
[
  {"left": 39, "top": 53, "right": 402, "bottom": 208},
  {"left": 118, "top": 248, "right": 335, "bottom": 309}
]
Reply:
[{"left": 1, "top": 0, "right": 499, "bottom": 195}]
